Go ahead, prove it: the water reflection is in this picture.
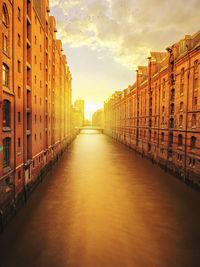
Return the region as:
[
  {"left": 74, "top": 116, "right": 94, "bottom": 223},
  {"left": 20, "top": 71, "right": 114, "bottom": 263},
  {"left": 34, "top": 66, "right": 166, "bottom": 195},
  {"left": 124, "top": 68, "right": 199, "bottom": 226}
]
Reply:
[{"left": 0, "top": 131, "right": 200, "bottom": 267}]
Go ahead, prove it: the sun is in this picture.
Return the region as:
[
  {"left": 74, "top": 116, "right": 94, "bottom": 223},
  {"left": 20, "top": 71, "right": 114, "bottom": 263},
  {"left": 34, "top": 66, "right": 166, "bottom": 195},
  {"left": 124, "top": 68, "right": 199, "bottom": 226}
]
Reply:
[{"left": 84, "top": 102, "right": 103, "bottom": 120}]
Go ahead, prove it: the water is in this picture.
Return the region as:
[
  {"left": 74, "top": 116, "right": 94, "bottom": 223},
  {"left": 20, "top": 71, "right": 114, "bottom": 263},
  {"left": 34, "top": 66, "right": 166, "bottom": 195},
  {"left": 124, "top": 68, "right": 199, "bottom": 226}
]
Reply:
[{"left": 0, "top": 130, "right": 200, "bottom": 267}]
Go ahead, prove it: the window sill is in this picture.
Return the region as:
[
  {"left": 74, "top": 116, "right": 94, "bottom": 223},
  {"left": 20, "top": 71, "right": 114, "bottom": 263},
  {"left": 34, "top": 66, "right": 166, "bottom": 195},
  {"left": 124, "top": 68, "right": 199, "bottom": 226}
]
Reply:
[
  {"left": 3, "top": 86, "right": 15, "bottom": 96},
  {"left": 3, "top": 127, "right": 11, "bottom": 132}
]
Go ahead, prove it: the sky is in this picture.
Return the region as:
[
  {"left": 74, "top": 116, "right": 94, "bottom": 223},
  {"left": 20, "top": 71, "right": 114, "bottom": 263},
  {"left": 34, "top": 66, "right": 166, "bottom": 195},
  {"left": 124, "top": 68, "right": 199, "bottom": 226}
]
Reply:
[{"left": 50, "top": 0, "right": 200, "bottom": 119}]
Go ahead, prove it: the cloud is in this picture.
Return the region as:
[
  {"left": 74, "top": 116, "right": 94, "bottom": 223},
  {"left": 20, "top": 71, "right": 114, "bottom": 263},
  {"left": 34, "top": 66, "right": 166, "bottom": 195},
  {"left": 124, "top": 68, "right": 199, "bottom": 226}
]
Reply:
[{"left": 50, "top": 0, "right": 200, "bottom": 68}]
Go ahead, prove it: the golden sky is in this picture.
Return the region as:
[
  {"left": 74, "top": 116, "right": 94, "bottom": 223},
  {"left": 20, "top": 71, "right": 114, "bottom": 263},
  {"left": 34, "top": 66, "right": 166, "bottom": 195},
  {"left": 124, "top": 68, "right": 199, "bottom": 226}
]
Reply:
[{"left": 50, "top": 0, "right": 200, "bottom": 119}]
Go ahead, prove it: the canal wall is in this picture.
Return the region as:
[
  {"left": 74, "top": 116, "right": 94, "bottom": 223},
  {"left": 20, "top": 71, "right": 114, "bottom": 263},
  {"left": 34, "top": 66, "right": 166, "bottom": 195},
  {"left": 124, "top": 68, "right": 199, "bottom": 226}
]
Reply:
[{"left": 105, "top": 132, "right": 200, "bottom": 192}]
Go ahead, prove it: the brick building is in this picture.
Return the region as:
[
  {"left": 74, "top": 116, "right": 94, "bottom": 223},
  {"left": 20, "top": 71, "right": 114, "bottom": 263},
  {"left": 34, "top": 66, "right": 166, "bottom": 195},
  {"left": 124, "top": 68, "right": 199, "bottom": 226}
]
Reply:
[
  {"left": 0, "top": 0, "right": 73, "bottom": 211},
  {"left": 105, "top": 30, "right": 200, "bottom": 186}
]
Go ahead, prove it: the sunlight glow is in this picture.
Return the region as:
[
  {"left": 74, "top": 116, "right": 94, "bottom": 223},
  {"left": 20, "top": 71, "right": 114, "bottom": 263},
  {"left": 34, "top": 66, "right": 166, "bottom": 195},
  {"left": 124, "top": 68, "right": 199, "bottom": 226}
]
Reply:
[{"left": 85, "top": 102, "right": 103, "bottom": 120}]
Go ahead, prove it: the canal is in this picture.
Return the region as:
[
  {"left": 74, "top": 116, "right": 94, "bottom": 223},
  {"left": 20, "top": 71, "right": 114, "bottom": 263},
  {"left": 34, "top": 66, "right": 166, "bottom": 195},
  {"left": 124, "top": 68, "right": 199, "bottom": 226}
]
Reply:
[{"left": 0, "top": 130, "right": 200, "bottom": 267}]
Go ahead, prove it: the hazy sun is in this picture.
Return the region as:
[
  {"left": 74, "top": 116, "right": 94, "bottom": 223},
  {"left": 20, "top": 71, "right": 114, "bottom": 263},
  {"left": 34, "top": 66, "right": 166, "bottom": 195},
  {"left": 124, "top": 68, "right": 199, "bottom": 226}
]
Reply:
[{"left": 85, "top": 102, "right": 103, "bottom": 120}]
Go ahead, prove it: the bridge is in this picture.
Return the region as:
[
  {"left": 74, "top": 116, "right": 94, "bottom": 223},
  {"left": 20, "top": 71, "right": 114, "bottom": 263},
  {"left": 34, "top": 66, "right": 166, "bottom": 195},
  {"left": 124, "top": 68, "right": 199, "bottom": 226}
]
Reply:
[{"left": 79, "top": 126, "right": 104, "bottom": 133}]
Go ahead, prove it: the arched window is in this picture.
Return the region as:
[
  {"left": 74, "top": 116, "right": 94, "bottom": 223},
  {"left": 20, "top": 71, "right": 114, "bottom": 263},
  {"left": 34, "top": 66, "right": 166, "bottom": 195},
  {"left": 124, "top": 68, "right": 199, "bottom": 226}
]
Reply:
[
  {"left": 190, "top": 136, "right": 196, "bottom": 150},
  {"left": 3, "top": 99, "right": 11, "bottom": 127},
  {"left": 178, "top": 134, "right": 183, "bottom": 148},
  {"left": 3, "top": 137, "right": 11, "bottom": 168},
  {"left": 2, "top": 4, "right": 8, "bottom": 27}
]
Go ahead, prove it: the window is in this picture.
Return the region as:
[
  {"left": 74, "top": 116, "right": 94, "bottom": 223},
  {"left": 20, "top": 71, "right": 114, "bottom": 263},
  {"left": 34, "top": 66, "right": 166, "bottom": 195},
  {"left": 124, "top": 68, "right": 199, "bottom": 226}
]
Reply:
[
  {"left": 189, "top": 157, "right": 196, "bottom": 168},
  {"left": 180, "top": 101, "right": 183, "bottom": 111},
  {"left": 35, "top": 134, "right": 37, "bottom": 141},
  {"left": 35, "top": 95, "right": 37, "bottom": 104},
  {"left": 18, "top": 171, "right": 21, "bottom": 180},
  {"left": 17, "top": 34, "right": 21, "bottom": 47},
  {"left": 178, "top": 134, "right": 183, "bottom": 149},
  {"left": 191, "top": 114, "right": 196, "bottom": 127},
  {"left": 162, "top": 106, "right": 165, "bottom": 113},
  {"left": 180, "top": 68, "right": 184, "bottom": 95},
  {"left": 35, "top": 75, "right": 37, "bottom": 84},
  {"left": 3, "top": 138, "right": 11, "bottom": 168},
  {"left": 18, "top": 86, "right": 21, "bottom": 98},
  {"left": 35, "top": 56, "right": 37, "bottom": 64},
  {"left": 154, "top": 131, "right": 157, "bottom": 140},
  {"left": 161, "top": 132, "right": 164, "bottom": 144},
  {"left": 3, "top": 100, "right": 11, "bottom": 127},
  {"left": 18, "top": 7, "right": 21, "bottom": 21},
  {"left": 177, "top": 153, "right": 182, "bottom": 162},
  {"left": 35, "top": 36, "right": 37, "bottom": 44},
  {"left": 18, "top": 138, "right": 21, "bottom": 151},
  {"left": 18, "top": 60, "right": 21, "bottom": 73},
  {"left": 179, "top": 114, "right": 183, "bottom": 127},
  {"left": 190, "top": 136, "right": 196, "bottom": 150},
  {"left": 169, "top": 133, "right": 173, "bottom": 147},
  {"left": 2, "top": 63, "right": 9, "bottom": 87},
  {"left": 170, "top": 103, "right": 174, "bottom": 114},
  {"left": 2, "top": 4, "right": 8, "bottom": 27},
  {"left": 193, "top": 91, "right": 198, "bottom": 108},
  {"left": 18, "top": 112, "right": 21, "bottom": 123},
  {"left": 2, "top": 33, "right": 8, "bottom": 53}
]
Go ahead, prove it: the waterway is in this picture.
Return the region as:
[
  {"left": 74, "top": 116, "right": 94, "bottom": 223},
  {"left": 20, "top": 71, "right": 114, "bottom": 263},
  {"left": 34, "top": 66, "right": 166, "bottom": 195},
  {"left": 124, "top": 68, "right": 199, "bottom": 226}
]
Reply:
[{"left": 0, "top": 130, "right": 200, "bottom": 267}]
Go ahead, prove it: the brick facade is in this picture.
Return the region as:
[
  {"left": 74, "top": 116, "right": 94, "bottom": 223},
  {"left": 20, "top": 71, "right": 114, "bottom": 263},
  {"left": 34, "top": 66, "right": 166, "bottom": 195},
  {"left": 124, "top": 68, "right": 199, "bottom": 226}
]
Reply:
[
  {"left": 105, "top": 31, "right": 200, "bottom": 186},
  {"left": 0, "top": 0, "right": 73, "bottom": 210}
]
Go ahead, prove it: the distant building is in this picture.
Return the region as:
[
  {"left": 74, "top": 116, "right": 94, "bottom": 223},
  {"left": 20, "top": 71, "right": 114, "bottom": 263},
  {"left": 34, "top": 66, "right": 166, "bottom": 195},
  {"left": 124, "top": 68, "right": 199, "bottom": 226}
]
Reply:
[
  {"left": 72, "top": 106, "right": 84, "bottom": 130},
  {"left": 92, "top": 109, "right": 104, "bottom": 128},
  {"left": 104, "top": 30, "right": 200, "bottom": 185},
  {"left": 74, "top": 99, "right": 85, "bottom": 126}
]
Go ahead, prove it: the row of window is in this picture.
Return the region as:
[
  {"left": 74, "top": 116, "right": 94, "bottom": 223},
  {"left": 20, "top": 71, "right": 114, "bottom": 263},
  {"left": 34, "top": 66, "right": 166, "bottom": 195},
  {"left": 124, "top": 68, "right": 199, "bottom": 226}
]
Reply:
[
  {"left": 2, "top": 98, "right": 50, "bottom": 128},
  {"left": 131, "top": 129, "right": 197, "bottom": 150}
]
